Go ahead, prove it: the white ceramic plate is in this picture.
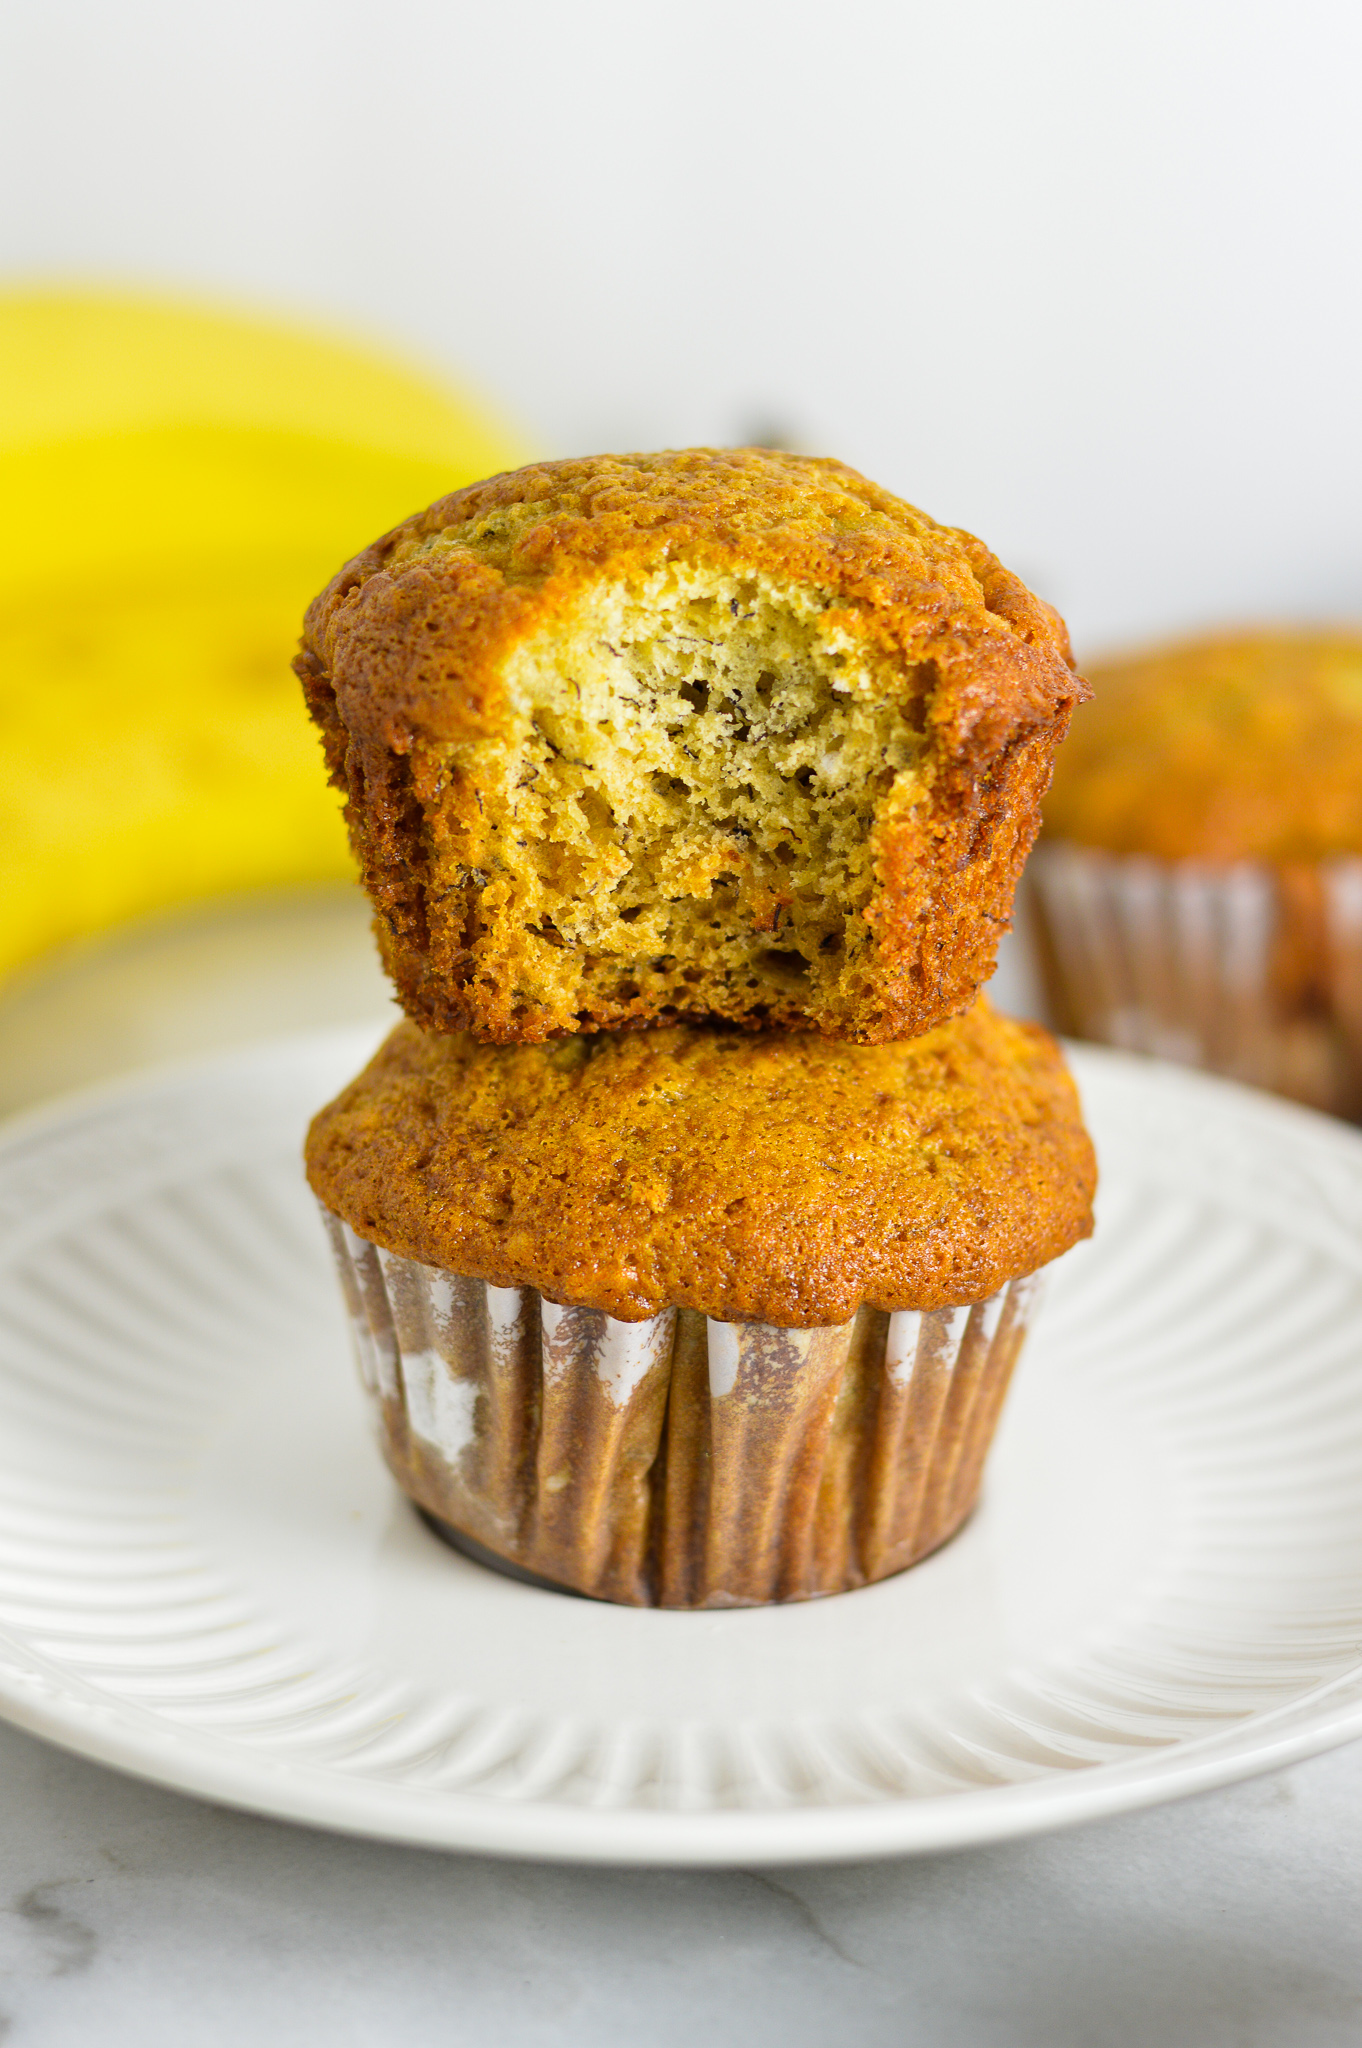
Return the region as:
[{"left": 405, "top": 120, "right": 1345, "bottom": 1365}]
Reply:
[{"left": 1, "top": 1029, "right": 1361, "bottom": 1867}]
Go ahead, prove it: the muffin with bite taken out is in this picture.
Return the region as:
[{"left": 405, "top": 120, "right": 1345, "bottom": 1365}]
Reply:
[{"left": 296, "top": 447, "right": 1086, "bottom": 1046}]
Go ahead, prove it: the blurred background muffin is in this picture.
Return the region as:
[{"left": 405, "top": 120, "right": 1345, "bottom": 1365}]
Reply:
[{"left": 1032, "top": 628, "right": 1362, "bottom": 1115}]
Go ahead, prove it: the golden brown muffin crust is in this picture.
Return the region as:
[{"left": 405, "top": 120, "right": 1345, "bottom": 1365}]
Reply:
[
  {"left": 306, "top": 1001, "right": 1096, "bottom": 1326},
  {"left": 297, "top": 449, "right": 1086, "bottom": 1043},
  {"left": 1045, "top": 628, "right": 1362, "bottom": 862}
]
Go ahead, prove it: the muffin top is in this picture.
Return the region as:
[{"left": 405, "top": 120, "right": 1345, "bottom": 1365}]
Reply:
[
  {"left": 306, "top": 1002, "right": 1095, "bottom": 1325},
  {"left": 1045, "top": 628, "right": 1362, "bottom": 862},
  {"left": 299, "top": 447, "right": 1077, "bottom": 760}
]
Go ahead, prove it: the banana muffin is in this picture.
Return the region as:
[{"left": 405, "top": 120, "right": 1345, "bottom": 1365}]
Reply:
[
  {"left": 307, "top": 1002, "right": 1096, "bottom": 1606},
  {"left": 1034, "top": 628, "right": 1362, "bottom": 1113},
  {"left": 297, "top": 448, "right": 1086, "bottom": 1045},
  {"left": 1044, "top": 629, "right": 1362, "bottom": 863}
]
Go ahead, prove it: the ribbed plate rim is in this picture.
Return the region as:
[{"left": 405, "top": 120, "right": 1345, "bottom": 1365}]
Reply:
[{"left": 0, "top": 1027, "right": 1360, "bottom": 1867}]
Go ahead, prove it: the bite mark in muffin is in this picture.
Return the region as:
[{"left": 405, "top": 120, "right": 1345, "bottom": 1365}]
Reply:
[{"left": 297, "top": 448, "right": 1087, "bottom": 1043}]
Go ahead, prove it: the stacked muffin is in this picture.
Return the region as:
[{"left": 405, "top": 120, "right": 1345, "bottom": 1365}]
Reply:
[{"left": 298, "top": 449, "right": 1097, "bottom": 1607}]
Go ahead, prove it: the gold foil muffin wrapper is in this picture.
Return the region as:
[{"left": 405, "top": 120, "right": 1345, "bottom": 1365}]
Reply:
[
  {"left": 321, "top": 1208, "right": 1041, "bottom": 1608},
  {"left": 1031, "top": 841, "right": 1362, "bottom": 1117}
]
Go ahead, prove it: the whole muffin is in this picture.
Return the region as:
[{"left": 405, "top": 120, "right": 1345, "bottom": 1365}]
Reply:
[
  {"left": 1034, "top": 628, "right": 1362, "bottom": 1113},
  {"left": 296, "top": 449, "right": 1086, "bottom": 1045},
  {"left": 307, "top": 1002, "right": 1096, "bottom": 1606}
]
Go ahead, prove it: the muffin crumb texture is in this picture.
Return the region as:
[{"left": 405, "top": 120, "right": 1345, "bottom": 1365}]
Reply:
[
  {"left": 306, "top": 1000, "right": 1096, "bottom": 1326},
  {"left": 298, "top": 448, "right": 1085, "bottom": 1042}
]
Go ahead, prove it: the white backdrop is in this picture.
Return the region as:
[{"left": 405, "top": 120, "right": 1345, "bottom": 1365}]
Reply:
[{"left": 3, "top": 0, "right": 1358, "bottom": 656}]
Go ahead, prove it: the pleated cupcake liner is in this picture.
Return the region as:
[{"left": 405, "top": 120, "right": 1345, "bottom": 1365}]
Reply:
[
  {"left": 321, "top": 1208, "right": 1043, "bottom": 1609},
  {"left": 1030, "top": 841, "right": 1362, "bottom": 1117}
]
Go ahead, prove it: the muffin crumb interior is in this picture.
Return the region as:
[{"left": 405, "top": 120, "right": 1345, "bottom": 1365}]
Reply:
[{"left": 448, "top": 565, "right": 930, "bottom": 1020}]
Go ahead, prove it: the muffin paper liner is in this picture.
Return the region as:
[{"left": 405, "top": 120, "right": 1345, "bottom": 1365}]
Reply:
[
  {"left": 1030, "top": 841, "right": 1362, "bottom": 1117},
  {"left": 321, "top": 1209, "right": 1042, "bottom": 1608}
]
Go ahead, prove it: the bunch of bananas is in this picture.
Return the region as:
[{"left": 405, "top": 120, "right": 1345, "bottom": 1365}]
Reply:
[{"left": 0, "top": 291, "right": 526, "bottom": 981}]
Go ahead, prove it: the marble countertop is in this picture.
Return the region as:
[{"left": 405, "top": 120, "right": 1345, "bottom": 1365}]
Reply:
[{"left": 3, "top": 1719, "right": 1361, "bottom": 2046}]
